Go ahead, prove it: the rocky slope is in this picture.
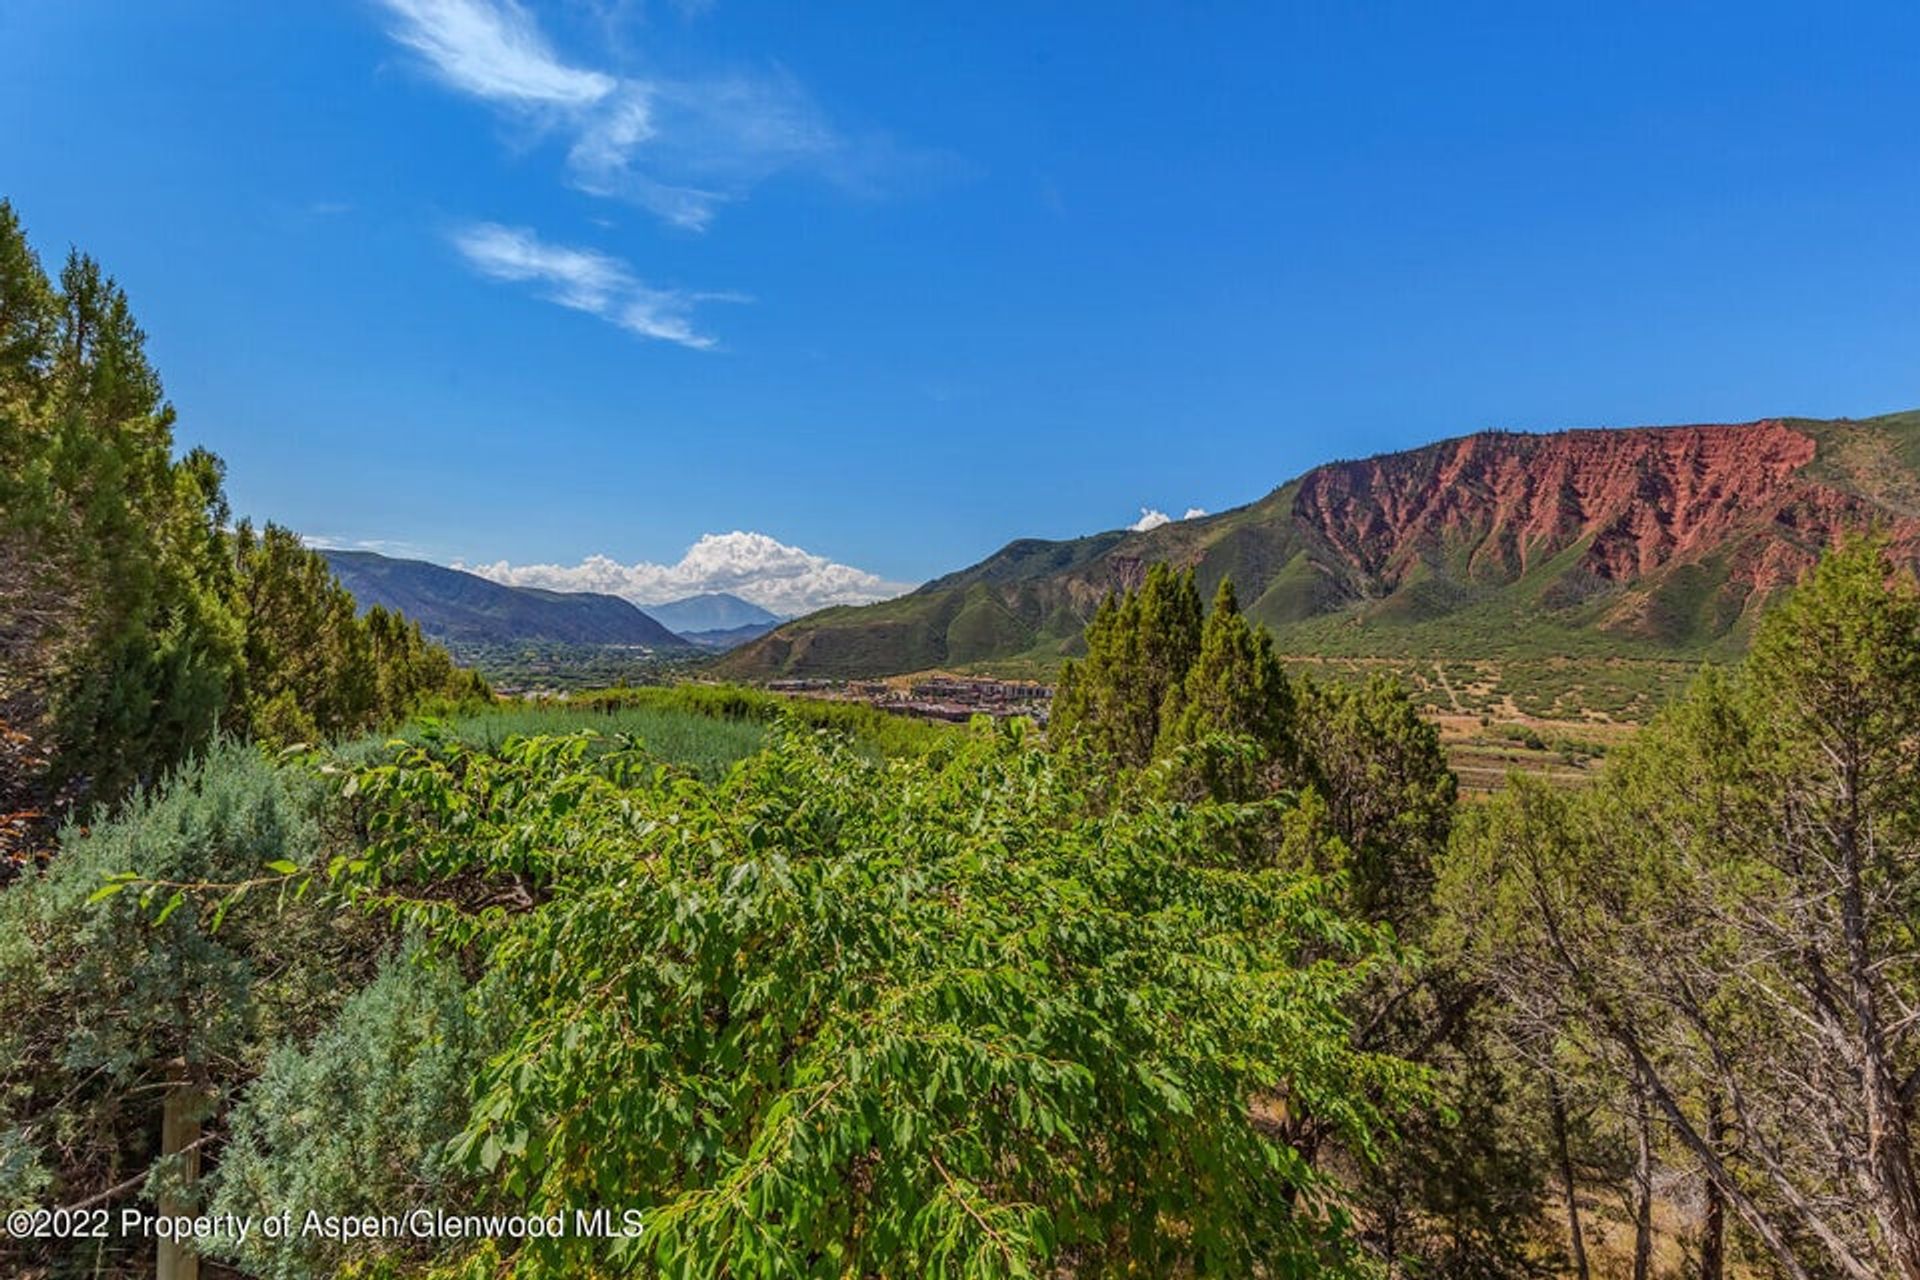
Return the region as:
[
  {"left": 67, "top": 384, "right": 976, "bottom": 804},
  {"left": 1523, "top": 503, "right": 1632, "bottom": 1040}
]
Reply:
[{"left": 717, "top": 411, "right": 1920, "bottom": 680}]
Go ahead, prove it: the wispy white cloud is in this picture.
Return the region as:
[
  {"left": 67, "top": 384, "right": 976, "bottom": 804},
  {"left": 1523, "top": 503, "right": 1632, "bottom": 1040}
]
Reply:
[
  {"left": 566, "top": 73, "right": 840, "bottom": 230},
  {"left": 377, "top": 0, "right": 864, "bottom": 231},
  {"left": 380, "top": 0, "right": 615, "bottom": 105},
  {"left": 301, "top": 533, "right": 435, "bottom": 558},
  {"left": 450, "top": 221, "right": 739, "bottom": 348},
  {"left": 463, "top": 531, "right": 913, "bottom": 616},
  {"left": 1128, "top": 506, "right": 1208, "bottom": 533}
]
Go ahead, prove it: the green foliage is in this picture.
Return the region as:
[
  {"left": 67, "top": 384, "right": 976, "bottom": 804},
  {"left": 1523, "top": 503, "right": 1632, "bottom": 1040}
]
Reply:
[
  {"left": 208, "top": 951, "right": 497, "bottom": 1280},
  {"left": 1157, "top": 577, "right": 1297, "bottom": 800},
  {"left": 1440, "top": 537, "right": 1920, "bottom": 1277},
  {"left": 0, "top": 742, "right": 368, "bottom": 1273},
  {"left": 1295, "top": 674, "right": 1455, "bottom": 926},
  {"left": 335, "top": 724, "right": 1422, "bottom": 1277},
  {"left": 0, "top": 200, "right": 241, "bottom": 803},
  {"left": 1048, "top": 573, "right": 1453, "bottom": 927},
  {"left": 1345, "top": 1008, "right": 1557, "bottom": 1279},
  {"left": 229, "top": 522, "right": 489, "bottom": 747},
  {"left": 1041, "top": 574, "right": 1507, "bottom": 1272}
]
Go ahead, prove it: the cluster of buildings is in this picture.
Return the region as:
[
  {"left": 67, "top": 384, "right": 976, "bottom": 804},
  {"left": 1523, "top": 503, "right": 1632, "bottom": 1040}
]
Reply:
[{"left": 766, "top": 676, "right": 1053, "bottom": 724}]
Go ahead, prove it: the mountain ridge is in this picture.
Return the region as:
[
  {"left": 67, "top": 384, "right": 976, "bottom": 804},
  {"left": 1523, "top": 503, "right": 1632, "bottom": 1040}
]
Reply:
[
  {"left": 716, "top": 410, "right": 1920, "bottom": 681},
  {"left": 643, "top": 592, "right": 782, "bottom": 634},
  {"left": 320, "top": 550, "right": 691, "bottom": 649}
]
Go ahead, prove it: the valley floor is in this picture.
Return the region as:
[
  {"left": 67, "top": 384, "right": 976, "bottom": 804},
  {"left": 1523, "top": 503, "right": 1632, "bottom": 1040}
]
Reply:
[{"left": 747, "top": 653, "right": 1676, "bottom": 792}]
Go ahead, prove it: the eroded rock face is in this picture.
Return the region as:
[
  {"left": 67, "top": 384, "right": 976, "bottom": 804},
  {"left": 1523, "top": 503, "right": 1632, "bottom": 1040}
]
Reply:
[{"left": 1289, "top": 420, "right": 1915, "bottom": 632}]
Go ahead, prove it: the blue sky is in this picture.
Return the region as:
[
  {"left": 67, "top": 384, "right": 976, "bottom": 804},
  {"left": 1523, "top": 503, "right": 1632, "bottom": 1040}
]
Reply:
[{"left": 4, "top": 2, "right": 1918, "bottom": 610}]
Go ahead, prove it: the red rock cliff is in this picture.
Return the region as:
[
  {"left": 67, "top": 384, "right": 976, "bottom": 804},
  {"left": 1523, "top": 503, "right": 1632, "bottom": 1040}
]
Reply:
[{"left": 1289, "top": 421, "right": 1910, "bottom": 610}]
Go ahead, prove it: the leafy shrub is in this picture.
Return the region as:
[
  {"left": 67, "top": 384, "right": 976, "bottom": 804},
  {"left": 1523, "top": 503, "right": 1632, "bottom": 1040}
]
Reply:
[{"left": 332, "top": 723, "right": 1423, "bottom": 1277}]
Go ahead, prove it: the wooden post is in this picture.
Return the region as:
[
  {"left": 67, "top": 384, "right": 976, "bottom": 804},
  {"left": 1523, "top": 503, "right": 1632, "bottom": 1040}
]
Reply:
[{"left": 156, "top": 1073, "right": 205, "bottom": 1280}]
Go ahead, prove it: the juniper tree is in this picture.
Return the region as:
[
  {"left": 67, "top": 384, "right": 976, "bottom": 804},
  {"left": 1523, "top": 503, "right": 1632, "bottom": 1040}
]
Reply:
[
  {"left": 1155, "top": 577, "right": 1295, "bottom": 800},
  {"left": 1295, "top": 673, "right": 1455, "bottom": 927},
  {"left": 1051, "top": 563, "right": 1202, "bottom": 768}
]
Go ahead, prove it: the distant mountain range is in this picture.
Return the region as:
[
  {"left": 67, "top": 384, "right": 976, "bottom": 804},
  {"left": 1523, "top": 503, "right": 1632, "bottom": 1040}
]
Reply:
[
  {"left": 676, "top": 620, "right": 786, "bottom": 651},
  {"left": 641, "top": 598, "right": 783, "bottom": 644},
  {"left": 716, "top": 411, "right": 1920, "bottom": 680},
  {"left": 321, "top": 550, "right": 691, "bottom": 649},
  {"left": 320, "top": 550, "right": 788, "bottom": 658}
]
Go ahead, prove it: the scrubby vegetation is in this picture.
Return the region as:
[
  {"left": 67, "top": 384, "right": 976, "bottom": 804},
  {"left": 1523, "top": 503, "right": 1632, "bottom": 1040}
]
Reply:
[{"left": 316, "top": 725, "right": 1419, "bottom": 1277}]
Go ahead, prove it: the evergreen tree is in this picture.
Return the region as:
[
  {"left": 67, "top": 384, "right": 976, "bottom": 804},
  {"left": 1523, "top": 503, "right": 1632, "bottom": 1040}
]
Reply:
[
  {"left": 1155, "top": 577, "right": 1295, "bottom": 799},
  {"left": 1296, "top": 673, "right": 1455, "bottom": 926},
  {"left": 1442, "top": 538, "right": 1920, "bottom": 1278},
  {"left": 0, "top": 201, "right": 485, "bottom": 823},
  {"left": 34, "top": 245, "right": 240, "bottom": 800},
  {"left": 1050, "top": 563, "right": 1201, "bottom": 767},
  {"left": 0, "top": 202, "right": 63, "bottom": 832}
]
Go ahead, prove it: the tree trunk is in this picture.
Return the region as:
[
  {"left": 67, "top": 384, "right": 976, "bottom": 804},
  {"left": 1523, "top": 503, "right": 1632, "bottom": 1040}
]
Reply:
[
  {"left": 1549, "top": 1075, "right": 1590, "bottom": 1280},
  {"left": 1633, "top": 1085, "right": 1655, "bottom": 1280},
  {"left": 1611, "top": 1023, "right": 1821, "bottom": 1280},
  {"left": 156, "top": 1078, "right": 202, "bottom": 1280},
  {"left": 1862, "top": 1047, "right": 1920, "bottom": 1278},
  {"left": 1700, "top": 1098, "right": 1726, "bottom": 1280}
]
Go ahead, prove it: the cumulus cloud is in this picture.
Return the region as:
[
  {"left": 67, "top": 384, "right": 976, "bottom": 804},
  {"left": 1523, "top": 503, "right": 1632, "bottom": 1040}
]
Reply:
[
  {"left": 462, "top": 531, "right": 915, "bottom": 617},
  {"left": 1127, "top": 506, "right": 1208, "bottom": 533},
  {"left": 1128, "top": 509, "right": 1171, "bottom": 533},
  {"left": 450, "top": 222, "right": 740, "bottom": 348},
  {"left": 377, "top": 0, "right": 856, "bottom": 232}
]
